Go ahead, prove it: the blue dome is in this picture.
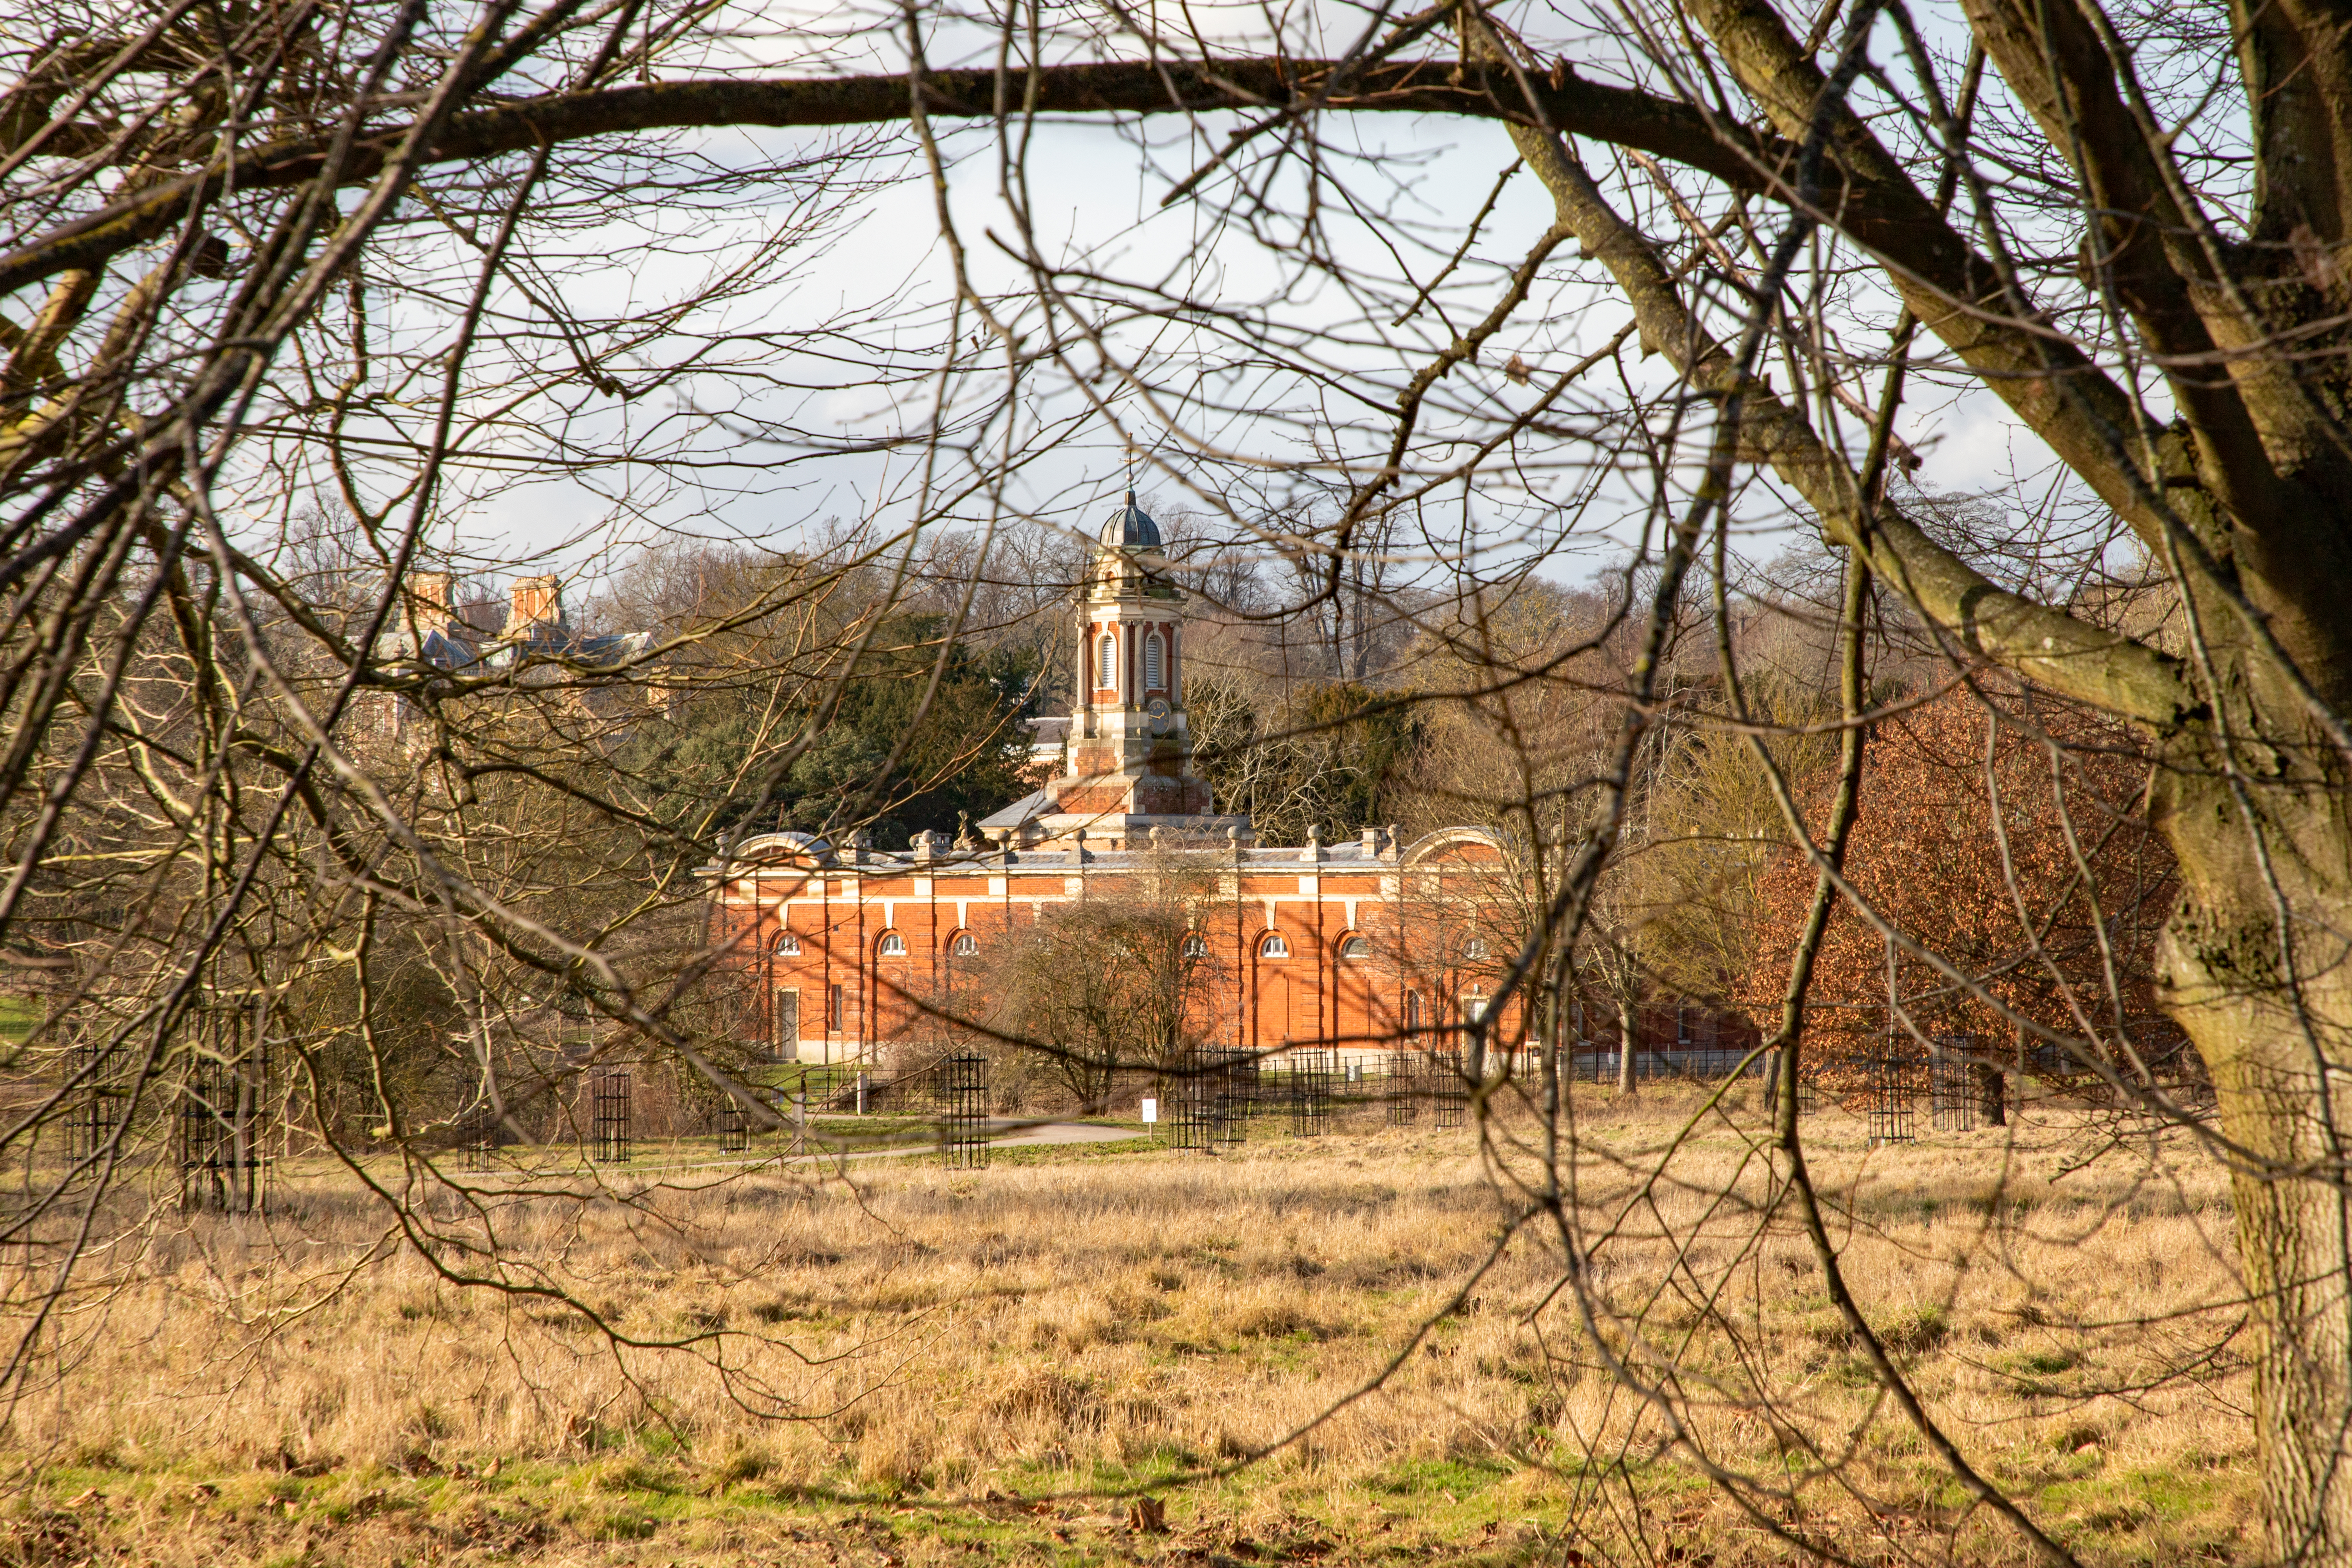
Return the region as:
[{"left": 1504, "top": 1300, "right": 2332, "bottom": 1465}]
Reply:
[{"left": 1099, "top": 491, "right": 1162, "bottom": 549}]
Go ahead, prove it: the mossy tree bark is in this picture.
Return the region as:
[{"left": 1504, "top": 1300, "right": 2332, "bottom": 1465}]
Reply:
[{"left": 2159, "top": 748, "right": 2352, "bottom": 1559}]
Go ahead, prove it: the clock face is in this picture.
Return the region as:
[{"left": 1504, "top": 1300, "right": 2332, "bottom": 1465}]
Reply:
[{"left": 1145, "top": 697, "right": 1173, "bottom": 735}]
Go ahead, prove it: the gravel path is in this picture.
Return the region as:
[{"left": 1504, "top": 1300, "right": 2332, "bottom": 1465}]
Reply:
[{"left": 441, "top": 1121, "right": 1153, "bottom": 1189}]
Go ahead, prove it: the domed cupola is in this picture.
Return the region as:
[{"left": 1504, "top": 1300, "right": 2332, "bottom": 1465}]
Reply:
[
  {"left": 1099, "top": 491, "right": 1162, "bottom": 550},
  {"left": 976, "top": 474, "right": 1250, "bottom": 849}
]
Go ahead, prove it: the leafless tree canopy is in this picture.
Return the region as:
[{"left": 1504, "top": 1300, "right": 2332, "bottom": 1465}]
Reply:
[{"left": 5, "top": 0, "right": 2352, "bottom": 1559}]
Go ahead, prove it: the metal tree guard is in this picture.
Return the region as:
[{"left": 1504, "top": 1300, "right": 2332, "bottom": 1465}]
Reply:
[
  {"left": 1765, "top": 1053, "right": 1821, "bottom": 1115},
  {"left": 1867, "top": 1056, "right": 1919, "bottom": 1147},
  {"left": 942, "top": 1054, "right": 989, "bottom": 1168},
  {"left": 1210, "top": 1047, "right": 1252, "bottom": 1149},
  {"left": 590, "top": 1069, "right": 631, "bottom": 1163},
  {"left": 67, "top": 1041, "right": 121, "bottom": 1164},
  {"left": 1167, "top": 1047, "right": 1260, "bottom": 1154},
  {"left": 1433, "top": 1048, "right": 1468, "bottom": 1129},
  {"left": 1386, "top": 1050, "right": 1418, "bottom": 1126},
  {"left": 180, "top": 1007, "right": 268, "bottom": 1214},
  {"left": 715, "top": 1099, "right": 749, "bottom": 1154},
  {"left": 1169, "top": 1047, "right": 1215, "bottom": 1153},
  {"left": 1929, "top": 1035, "right": 1977, "bottom": 1132},
  {"left": 461, "top": 1104, "right": 498, "bottom": 1172},
  {"left": 1289, "top": 1048, "right": 1333, "bottom": 1137}
]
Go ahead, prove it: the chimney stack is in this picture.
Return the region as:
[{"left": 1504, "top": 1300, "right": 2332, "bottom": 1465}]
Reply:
[
  {"left": 508, "top": 574, "right": 562, "bottom": 636},
  {"left": 403, "top": 571, "right": 453, "bottom": 633}
]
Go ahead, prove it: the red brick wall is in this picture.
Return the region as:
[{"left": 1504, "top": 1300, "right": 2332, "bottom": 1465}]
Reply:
[{"left": 720, "top": 853, "right": 1569, "bottom": 1067}]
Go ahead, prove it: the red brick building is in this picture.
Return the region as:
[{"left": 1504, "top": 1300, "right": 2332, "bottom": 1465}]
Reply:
[
  {"left": 711, "top": 819, "right": 1529, "bottom": 1067},
  {"left": 707, "top": 495, "right": 1529, "bottom": 1068}
]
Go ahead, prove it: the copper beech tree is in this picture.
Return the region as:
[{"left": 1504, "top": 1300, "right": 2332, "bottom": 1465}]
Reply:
[
  {"left": 8, "top": 0, "right": 2352, "bottom": 1558},
  {"left": 1745, "top": 686, "right": 2182, "bottom": 1091}
]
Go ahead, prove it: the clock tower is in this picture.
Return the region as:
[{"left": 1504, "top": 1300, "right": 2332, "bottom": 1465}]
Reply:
[{"left": 978, "top": 492, "right": 1249, "bottom": 850}]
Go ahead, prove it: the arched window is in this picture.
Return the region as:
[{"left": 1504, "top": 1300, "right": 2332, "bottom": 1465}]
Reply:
[
  {"left": 1260, "top": 931, "right": 1290, "bottom": 958},
  {"left": 1406, "top": 992, "right": 1424, "bottom": 1030},
  {"left": 1464, "top": 991, "right": 1490, "bottom": 1023},
  {"left": 774, "top": 931, "right": 801, "bottom": 956},
  {"left": 1098, "top": 632, "right": 1118, "bottom": 691},
  {"left": 1181, "top": 932, "right": 1207, "bottom": 958},
  {"left": 1144, "top": 632, "right": 1164, "bottom": 691},
  {"left": 1339, "top": 935, "right": 1371, "bottom": 959},
  {"left": 877, "top": 931, "right": 906, "bottom": 957},
  {"left": 951, "top": 932, "right": 979, "bottom": 957}
]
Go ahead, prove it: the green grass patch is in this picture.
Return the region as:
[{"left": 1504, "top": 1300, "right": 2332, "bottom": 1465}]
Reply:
[
  {"left": 0, "top": 995, "right": 41, "bottom": 1041},
  {"left": 1368, "top": 1455, "right": 1516, "bottom": 1498},
  {"left": 11, "top": 1416, "right": 2248, "bottom": 1568},
  {"left": 976, "top": 1135, "right": 1162, "bottom": 1168}
]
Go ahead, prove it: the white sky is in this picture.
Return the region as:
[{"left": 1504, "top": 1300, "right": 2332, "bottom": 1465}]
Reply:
[{"left": 256, "top": 0, "right": 2118, "bottom": 611}]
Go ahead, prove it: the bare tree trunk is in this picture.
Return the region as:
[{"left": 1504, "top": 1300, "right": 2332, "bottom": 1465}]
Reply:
[
  {"left": 1617, "top": 998, "right": 1637, "bottom": 1098},
  {"left": 1542, "top": 981, "right": 1561, "bottom": 1125},
  {"left": 2212, "top": 1040, "right": 2352, "bottom": 1563},
  {"left": 2164, "top": 781, "right": 2352, "bottom": 1562},
  {"left": 1969, "top": 1062, "right": 2006, "bottom": 1128}
]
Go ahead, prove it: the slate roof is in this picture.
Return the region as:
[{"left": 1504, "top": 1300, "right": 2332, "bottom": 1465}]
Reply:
[{"left": 975, "top": 789, "right": 1052, "bottom": 832}]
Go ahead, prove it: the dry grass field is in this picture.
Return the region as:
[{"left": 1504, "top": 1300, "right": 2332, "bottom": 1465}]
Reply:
[{"left": 3, "top": 1088, "right": 2251, "bottom": 1567}]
